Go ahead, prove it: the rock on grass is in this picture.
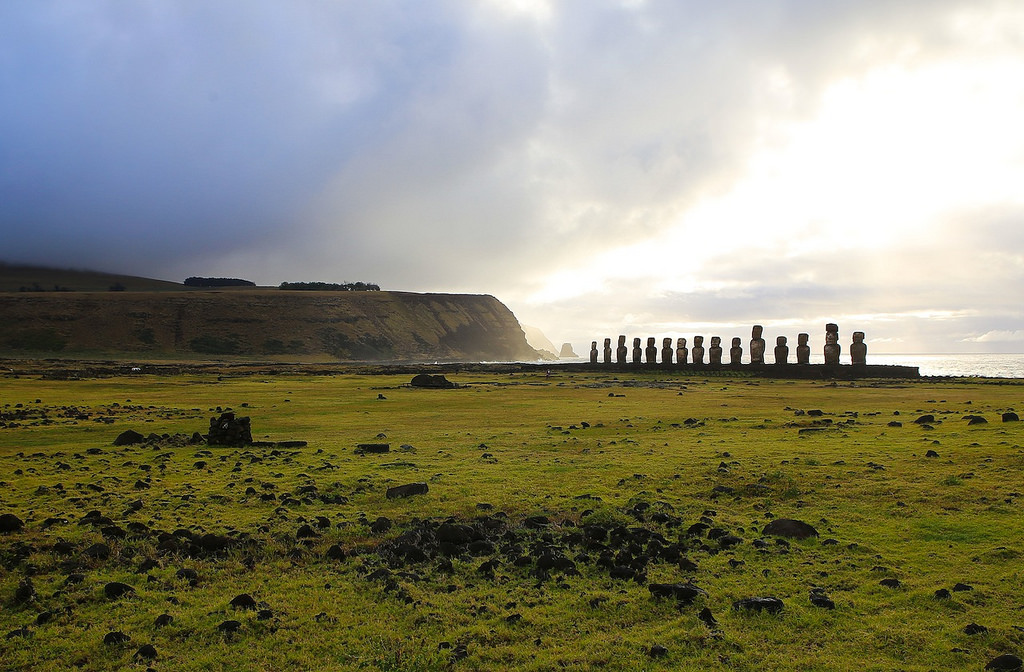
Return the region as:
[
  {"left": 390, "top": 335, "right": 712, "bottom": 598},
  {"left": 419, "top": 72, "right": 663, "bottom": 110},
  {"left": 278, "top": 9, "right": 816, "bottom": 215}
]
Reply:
[{"left": 761, "top": 519, "right": 818, "bottom": 539}]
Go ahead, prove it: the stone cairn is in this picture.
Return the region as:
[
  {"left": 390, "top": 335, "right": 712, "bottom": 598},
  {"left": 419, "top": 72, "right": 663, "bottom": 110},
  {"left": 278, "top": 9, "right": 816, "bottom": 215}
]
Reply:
[
  {"left": 585, "top": 324, "right": 868, "bottom": 367},
  {"left": 207, "top": 412, "right": 252, "bottom": 446}
]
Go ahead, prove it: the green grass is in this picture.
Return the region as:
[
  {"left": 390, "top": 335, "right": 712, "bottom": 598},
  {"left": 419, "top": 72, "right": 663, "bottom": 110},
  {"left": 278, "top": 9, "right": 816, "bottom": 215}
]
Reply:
[{"left": 2, "top": 368, "right": 1024, "bottom": 670}]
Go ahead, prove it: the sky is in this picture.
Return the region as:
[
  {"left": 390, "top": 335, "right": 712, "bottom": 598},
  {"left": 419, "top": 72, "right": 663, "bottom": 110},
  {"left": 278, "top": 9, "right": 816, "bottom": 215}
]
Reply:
[{"left": 2, "top": 0, "right": 1023, "bottom": 354}]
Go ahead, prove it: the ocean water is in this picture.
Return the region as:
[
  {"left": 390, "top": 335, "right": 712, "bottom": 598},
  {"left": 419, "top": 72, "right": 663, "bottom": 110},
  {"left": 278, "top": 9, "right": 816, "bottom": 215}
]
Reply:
[
  {"left": 855, "top": 353, "right": 1024, "bottom": 379},
  {"left": 545, "top": 353, "right": 1024, "bottom": 378}
]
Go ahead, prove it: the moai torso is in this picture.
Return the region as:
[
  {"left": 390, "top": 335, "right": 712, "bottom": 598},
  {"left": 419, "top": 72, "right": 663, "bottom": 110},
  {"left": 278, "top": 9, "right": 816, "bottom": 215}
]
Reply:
[
  {"left": 661, "top": 338, "right": 673, "bottom": 365},
  {"left": 692, "top": 336, "right": 705, "bottom": 364},
  {"left": 709, "top": 336, "right": 723, "bottom": 365},
  {"left": 590, "top": 340, "right": 598, "bottom": 364},
  {"left": 775, "top": 336, "right": 789, "bottom": 364},
  {"left": 730, "top": 337, "right": 743, "bottom": 365},
  {"left": 676, "top": 338, "right": 688, "bottom": 365},
  {"left": 616, "top": 335, "right": 628, "bottom": 364},
  {"left": 645, "top": 337, "right": 658, "bottom": 364},
  {"left": 750, "top": 325, "right": 766, "bottom": 364},
  {"left": 796, "top": 333, "right": 810, "bottom": 364},
  {"left": 851, "top": 331, "right": 867, "bottom": 365},
  {"left": 603, "top": 338, "right": 612, "bottom": 364},
  {"left": 632, "top": 337, "right": 642, "bottom": 364},
  {"left": 823, "top": 323, "right": 841, "bottom": 365}
]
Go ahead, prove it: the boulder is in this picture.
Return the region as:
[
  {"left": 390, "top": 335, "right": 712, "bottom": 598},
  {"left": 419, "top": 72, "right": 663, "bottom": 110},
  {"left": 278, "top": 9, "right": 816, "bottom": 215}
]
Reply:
[
  {"left": 410, "top": 374, "right": 457, "bottom": 389},
  {"left": 761, "top": 518, "right": 819, "bottom": 540},
  {"left": 732, "top": 596, "right": 784, "bottom": 614},
  {"left": 0, "top": 513, "right": 24, "bottom": 533},
  {"left": 386, "top": 483, "right": 429, "bottom": 499},
  {"left": 113, "top": 430, "right": 145, "bottom": 446}
]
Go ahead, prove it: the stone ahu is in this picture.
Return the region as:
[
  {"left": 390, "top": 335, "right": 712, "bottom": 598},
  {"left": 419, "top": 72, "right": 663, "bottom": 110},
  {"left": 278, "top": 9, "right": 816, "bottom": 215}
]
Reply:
[{"left": 584, "top": 324, "right": 872, "bottom": 369}]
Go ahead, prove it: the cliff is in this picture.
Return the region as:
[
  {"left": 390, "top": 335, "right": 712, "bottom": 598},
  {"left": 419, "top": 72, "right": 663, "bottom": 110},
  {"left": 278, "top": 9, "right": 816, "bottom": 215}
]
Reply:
[{"left": 0, "top": 290, "right": 539, "bottom": 362}]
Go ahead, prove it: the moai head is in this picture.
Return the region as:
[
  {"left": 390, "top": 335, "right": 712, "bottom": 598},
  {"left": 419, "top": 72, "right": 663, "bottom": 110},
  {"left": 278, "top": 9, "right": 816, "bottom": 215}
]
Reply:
[
  {"left": 603, "top": 338, "right": 612, "bottom": 348},
  {"left": 777, "top": 336, "right": 787, "bottom": 347},
  {"left": 663, "top": 337, "right": 673, "bottom": 349},
  {"left": 732, "top": 337, "right": 741, "bottom": 347},
  {"left": 752, "top": 325, "right": 763, "bottom": 339},
  {"left": 646, "top": 337, "right": 656, "bottom": 347},
  {"left": 825, "top": 323, "right": 839, "bottom": 344},
  {"left": 633, "top": 337, "right": 641, "bottom": 348},
  {"left": 710, "top": 336, "right": 721, "bottom": 348},
  {"left": 693, "top": 335, "right": 704, "bottom": 347},
  {"left": 591, "top": 341, "right": 598, "bottom": 350},
  {"left": 677, "top": 337, "right": 687, "bottom": 348},
  {"left": 618, "top": 335, "right": 626, "bottom": 347},
  {"left": 853, "top": 331, "right": 865, "bottom": 344},
  {"left": 798, "top": 333, "right": 809, "bottom": 346}
]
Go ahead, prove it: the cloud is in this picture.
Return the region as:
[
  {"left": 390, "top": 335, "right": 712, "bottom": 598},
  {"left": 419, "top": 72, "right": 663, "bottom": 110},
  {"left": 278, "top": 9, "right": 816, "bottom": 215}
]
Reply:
[{"left": 1, "top": 1, "right": 1022, "bottom": 354}]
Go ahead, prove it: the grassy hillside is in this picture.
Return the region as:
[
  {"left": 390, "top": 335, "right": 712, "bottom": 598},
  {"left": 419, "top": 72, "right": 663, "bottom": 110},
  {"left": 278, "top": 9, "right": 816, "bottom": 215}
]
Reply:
[
  {"left": 1, "top": 368, "right": 1023, "bottom": 670},
  {"left": 0, "top": 262, "right": 189, "bottom": 293},
  {"left": 0, "top": 265, "right": 538, "bottom": 362}
]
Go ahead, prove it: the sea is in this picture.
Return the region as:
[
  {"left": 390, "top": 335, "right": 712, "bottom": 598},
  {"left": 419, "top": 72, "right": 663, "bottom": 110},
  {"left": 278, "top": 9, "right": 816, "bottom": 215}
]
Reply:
[{"left": 544, "top": 353, "right": 1024, "bottom": 378}]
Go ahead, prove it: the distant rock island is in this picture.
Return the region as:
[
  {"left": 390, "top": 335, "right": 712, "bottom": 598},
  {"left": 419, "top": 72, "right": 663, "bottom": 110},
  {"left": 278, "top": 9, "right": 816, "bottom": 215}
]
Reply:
[{"left": 0, "top": 264, "right": 539, "bottom": 362}]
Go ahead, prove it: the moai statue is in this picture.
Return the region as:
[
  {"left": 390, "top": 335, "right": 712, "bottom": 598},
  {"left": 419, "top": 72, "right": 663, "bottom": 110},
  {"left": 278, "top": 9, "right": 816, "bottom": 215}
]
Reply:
[
  {"left": 616, "top": 335, "right": 628, "bottom": 364},
  {"left": 750, "top": 325, "right": 766, "bottom": 364},
  {"left": 730, "top": 337, "right": 743, "bottom": 365},
  {"left": 692, "top": 335, "right": 705, "bottom": 364},
  {"left": 603, "top": 338, "right": 612, "bottom": 364},
  {"left": 774, "top": 336, "right": 789, "bottom": 364},
  {"left": 851, "top": 331, "right": 867, "bottom": 365},
  {"left": 590, "top": 340, "right": 598, "bottom": 364},
  {"left": 709, "top": 336, "right": 723, "bottom": 365},
  {"left": 796, "top": 333, "right": 810, "bottom": 364},
  {"left": 645, "top": 337, "right": 658, "bottom": 364},
  {"left": 632, "top": 337, "right": 643, "bottom": 364},
  {"left": 823, "top": 323, "right": 841, "bottom": 365},
  {"left": 676, "top": 338, "right": 688, "bottom": 365},
  {"left": 661, "top": 338, "right": 674, "bottom": 365}
]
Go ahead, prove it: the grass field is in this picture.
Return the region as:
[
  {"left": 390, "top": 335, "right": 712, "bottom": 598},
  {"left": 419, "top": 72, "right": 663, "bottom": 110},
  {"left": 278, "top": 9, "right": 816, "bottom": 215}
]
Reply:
[{"left": 2, "top": 366, "right": 1023, "bottom": 670}]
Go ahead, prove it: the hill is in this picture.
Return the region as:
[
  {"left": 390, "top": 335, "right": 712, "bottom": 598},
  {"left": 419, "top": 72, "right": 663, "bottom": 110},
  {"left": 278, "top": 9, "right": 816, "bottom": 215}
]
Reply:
[
  {"left": 0, "top": 264, "right": 539, "bottom": 362},
  {"left": 0, "top": 262, "right": 190, "bottom": 293}
]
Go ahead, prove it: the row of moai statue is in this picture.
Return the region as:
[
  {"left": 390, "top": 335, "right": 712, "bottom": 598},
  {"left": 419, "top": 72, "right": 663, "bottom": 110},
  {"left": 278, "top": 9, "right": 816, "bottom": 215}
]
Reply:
[{"left": 588, "top": 324, "right": 867, "bottom": 366}]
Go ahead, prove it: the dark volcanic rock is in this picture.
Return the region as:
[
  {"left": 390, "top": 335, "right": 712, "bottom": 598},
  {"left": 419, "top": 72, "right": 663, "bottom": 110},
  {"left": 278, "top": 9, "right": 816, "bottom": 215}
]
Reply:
[
  {"left": 217, "top": 620, "right": 242, "bottom": 633},
  {"left": 104, "top": 582, "right": 135, "bottom": 599},
  {"left": 649, "top": 644, "right": 669, "bottom": 658},
  {"left": 135, "top": 643, "right": 158, "bottom": 660},
  {"left": 355, "top": 443, "right": 390, "bottom": 455},
  {"left": 986, "top": 654, "right": 1024, "bottom": 671},
  {"left": 0, "top": 513, "right": 25, "bottom": 533},
  {"left": 113, "top": 430, "right": 145, "bottom": 446},
  {"left": 230, "top": 593, "right": 258, "bottom": 610},
  {"left": 648, "top": 582, "right": 707, "bottom": 604},
  {"left": 154, "top": 614, "right": 174, "bottom": 627},
  {"left": 410, "top": 374, "right": 457, "bottom": 389},
  {"left": 1003, "top": 412, "right": 1020, "bottom": 423},
  {"left": 879, "top": 578, "right": 901, "bottom": 588},
  {"left": 386, "top": 483, "right": 429, "bottom": 499},
  {"left": 732, "top": 596, "right": 784, "bottom": 614},
  {"left": 103, "top": 631, "right": 131, "bottom": 645},
  {"left": 913, "top": 414, "right": 935, "bottom": 424},
  {"left": 964, "top": 623, "right": 988, "bottom": 635},
  {"left": 761, "top": 518, "right": 819, "bottom": 540}
]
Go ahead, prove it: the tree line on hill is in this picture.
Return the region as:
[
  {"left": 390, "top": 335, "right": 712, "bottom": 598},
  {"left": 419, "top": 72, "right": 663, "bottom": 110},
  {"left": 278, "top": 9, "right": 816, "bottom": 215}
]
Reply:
[
  {"left": 183, "top": 277, "right": 380, "bottom": 291},
  {"left": 278, "top": 281, "right": 380, "bottom": 291}
]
